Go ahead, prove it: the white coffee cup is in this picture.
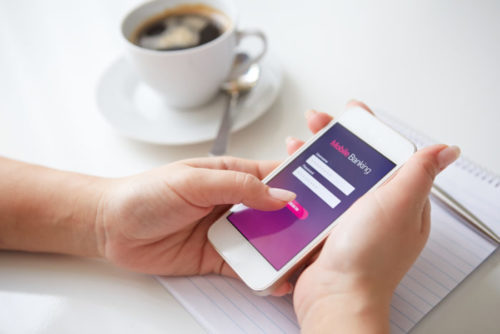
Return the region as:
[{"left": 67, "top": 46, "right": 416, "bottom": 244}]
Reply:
[{"left": 121, "top": 0, "right": 267, "bottom": 108}]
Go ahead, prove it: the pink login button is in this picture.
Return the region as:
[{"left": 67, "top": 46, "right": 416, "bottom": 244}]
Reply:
[{"left": 287, "top": 200, "right": 309, "bottom": 220}]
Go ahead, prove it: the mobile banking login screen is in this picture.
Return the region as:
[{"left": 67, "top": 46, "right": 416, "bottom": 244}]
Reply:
[{"left": 227, "top": 123, "right": 397, "bottom": 270}]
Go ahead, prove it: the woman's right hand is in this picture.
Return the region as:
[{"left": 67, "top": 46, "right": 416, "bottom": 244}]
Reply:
[{"left": 288, "top": 104, "right": 460, "bottom": 333}]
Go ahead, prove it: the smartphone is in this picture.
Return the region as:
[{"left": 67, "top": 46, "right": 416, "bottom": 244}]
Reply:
[{"left": 208, "top": 107, "right": 416, "bottom": 295}]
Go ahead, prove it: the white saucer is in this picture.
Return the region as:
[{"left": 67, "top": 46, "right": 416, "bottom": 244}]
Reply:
[{"left": 96, "top": 55, "right": 282, "bottom": 145}]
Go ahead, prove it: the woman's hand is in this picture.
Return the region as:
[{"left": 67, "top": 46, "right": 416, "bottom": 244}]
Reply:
[
  {"left": 94, "top": 157, "right": 296, "bottom": 295},
  {"left": 287, "top": 102, "right": 460, "bottom": 333}
]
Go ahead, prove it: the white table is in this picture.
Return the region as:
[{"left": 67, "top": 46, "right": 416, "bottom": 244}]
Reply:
[{"left": 1, "top": 0, "right": 499, "bottom": 332}]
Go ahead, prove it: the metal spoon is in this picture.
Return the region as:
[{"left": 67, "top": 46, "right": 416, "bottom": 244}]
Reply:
[{"left": 210, "top": 53, "right": 260, "bottom": 156}]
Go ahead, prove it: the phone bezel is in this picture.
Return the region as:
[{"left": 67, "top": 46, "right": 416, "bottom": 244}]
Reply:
[{"left": 207, "top": 107, "right": 416, "bottom": 294}]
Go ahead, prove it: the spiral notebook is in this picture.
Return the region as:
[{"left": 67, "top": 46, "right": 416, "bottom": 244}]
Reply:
[{"left": 157, "top": 112, "right": 500, "bottom": 334}]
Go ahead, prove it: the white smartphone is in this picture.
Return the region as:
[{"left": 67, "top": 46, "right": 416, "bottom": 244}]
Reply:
[{"left": 208, "top": 107, "right": 416, "bottom": 295}]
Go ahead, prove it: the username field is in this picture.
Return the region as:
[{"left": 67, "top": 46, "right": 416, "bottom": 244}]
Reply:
[{"left": 306, "top": 155, "right": 355, "bottom": 195}]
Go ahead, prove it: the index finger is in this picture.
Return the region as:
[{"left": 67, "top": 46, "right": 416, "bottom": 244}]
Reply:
[
  {"left": 306, "top": 100, "right": 374, "bottom": 134},
  {"left": 180, "top": 156, "right": 280, "bottom": 180},
  {"left": 306, "top": 110, "right": 333, "bottom": 134}
]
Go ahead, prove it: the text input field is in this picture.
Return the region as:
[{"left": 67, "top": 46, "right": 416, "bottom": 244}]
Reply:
[
  {"left": 306, "top": 155, "right": 355, "bottom": 195},
  {"left": 292, "top": 167, "right": 341, "bottom": 209}
]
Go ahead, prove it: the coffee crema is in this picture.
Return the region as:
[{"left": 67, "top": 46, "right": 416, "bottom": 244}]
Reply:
[{"left": 131, "top": 4, "right": 231, "bottom": 51}]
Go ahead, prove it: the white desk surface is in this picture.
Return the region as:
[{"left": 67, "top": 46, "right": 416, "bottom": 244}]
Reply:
[{"left": 1, "top": 0, "right": 499, "bottom": 332}]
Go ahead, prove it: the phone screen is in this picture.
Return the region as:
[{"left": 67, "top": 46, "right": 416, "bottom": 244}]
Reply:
[{"left": 227, "top": 122, "right": 397, "bottom": 270}]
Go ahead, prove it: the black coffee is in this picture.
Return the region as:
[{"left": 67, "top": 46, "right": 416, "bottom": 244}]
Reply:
[{"left": 132, "top": 4, "right": 230, "bottom": 51}]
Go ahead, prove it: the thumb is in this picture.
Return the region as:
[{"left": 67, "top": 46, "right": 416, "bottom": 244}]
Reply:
[
  {"left": 180, "top": 168, "right": 296, "bottom": 210},
  {"left": 382, "top": 144, "right": 460, "bottom": 202}
]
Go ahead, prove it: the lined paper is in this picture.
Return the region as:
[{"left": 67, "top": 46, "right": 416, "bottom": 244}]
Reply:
[{"left": 157, "top": 113, "right": 499, "bottom": 333}]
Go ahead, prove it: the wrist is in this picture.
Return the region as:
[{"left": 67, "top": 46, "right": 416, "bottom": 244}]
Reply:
[
  {"left": 295, "top": 266, "right": 393, "bottom": 334},
  {"left": 300, "top": 290, "right": 391, "bottom": 334},
  {"left": 70, "top": 175, "right": 109, "bottom": 258},
  {"left": 37, "top": 170, "right": 108, "bottom": 258}
]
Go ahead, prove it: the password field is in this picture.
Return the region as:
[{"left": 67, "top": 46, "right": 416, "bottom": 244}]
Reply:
[{"left": 292, "top": 167, "right": 341, "bottom": 209}]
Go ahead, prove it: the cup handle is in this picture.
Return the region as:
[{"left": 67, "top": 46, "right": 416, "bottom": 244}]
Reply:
[{"left": 236, "top": 29, "right": 268, "bottom": 65}]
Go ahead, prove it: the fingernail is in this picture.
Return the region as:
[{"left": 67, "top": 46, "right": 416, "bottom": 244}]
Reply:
[
  {"left": 285, "top": 136, "right": 295, "bottom": 145},
  {"left": 437, "top": 145, "right": 461, "bottom": 170},
  {"left": 305, "top": 109, "right": 317, "bottom": 118},
  {"left": 268, "top": 187, "right": 296, "bottom": 202}
]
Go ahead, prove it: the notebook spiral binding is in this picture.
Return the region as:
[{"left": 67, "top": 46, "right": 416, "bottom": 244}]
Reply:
[{"left": 376, "top": 111, "right": 500, "bottom": 189}]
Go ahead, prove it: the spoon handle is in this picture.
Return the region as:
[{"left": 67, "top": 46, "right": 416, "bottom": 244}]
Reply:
[{"left": 210, "top": 90, "right": 239, "bottom": 156}]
